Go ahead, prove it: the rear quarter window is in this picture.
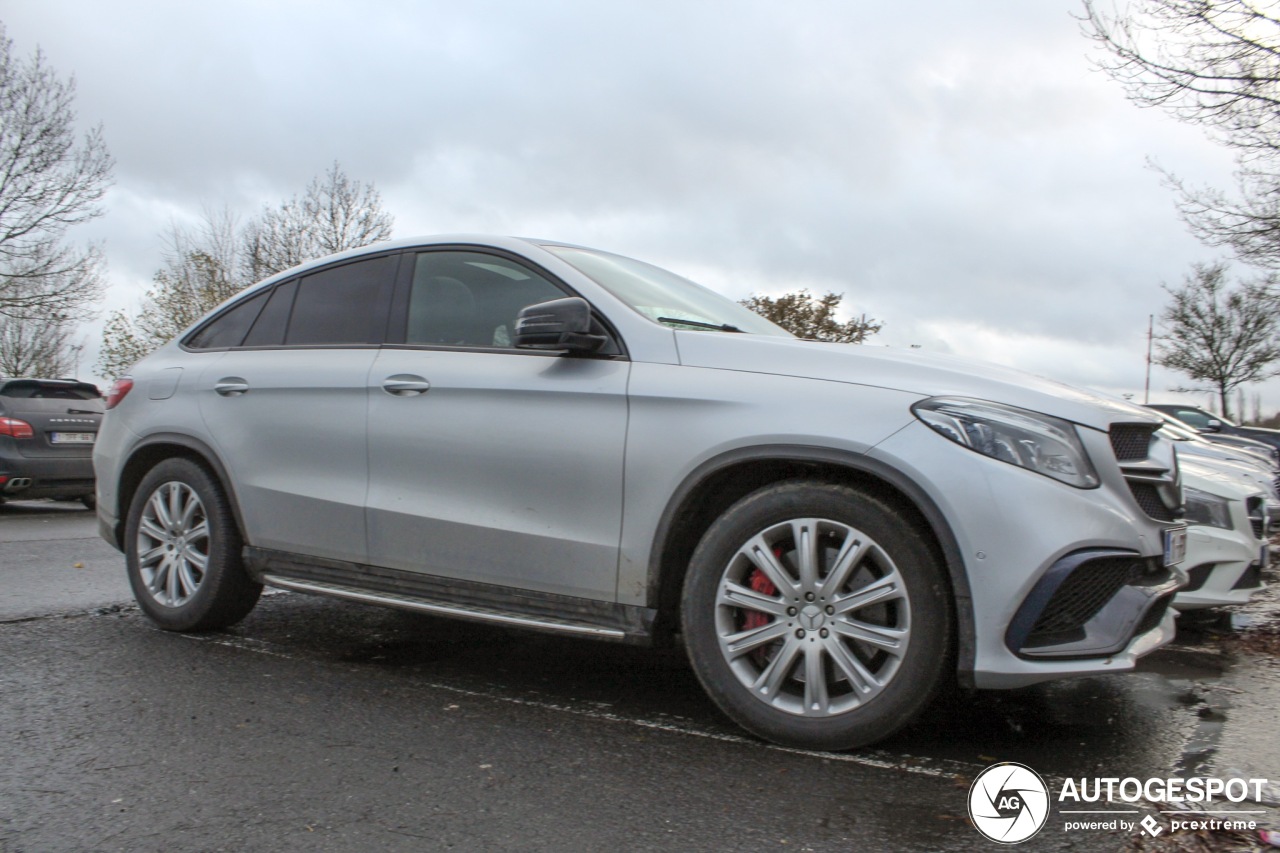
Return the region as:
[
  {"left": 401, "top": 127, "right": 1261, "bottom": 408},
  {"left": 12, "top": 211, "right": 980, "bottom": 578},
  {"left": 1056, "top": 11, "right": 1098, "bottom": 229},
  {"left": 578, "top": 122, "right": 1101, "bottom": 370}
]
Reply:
[{"left": 186, "top": 289, "right": 271, "bottom": 350}]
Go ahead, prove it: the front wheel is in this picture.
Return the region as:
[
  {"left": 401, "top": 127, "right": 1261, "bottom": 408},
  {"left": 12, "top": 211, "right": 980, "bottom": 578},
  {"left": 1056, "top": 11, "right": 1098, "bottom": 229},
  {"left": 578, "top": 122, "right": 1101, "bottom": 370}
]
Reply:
[
  {"left": 125, "top": 458, "right": 261, "bottom": 631},
  {"left": 681, "top": 480, "right": 953, "bottom": 750}
]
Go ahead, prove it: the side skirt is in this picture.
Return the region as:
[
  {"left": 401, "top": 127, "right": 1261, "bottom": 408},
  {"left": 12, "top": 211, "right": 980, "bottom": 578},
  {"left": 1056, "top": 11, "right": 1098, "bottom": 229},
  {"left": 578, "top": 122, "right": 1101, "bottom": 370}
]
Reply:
[{"left": 243, "top": 547, "right": 656, "bottom": 645}]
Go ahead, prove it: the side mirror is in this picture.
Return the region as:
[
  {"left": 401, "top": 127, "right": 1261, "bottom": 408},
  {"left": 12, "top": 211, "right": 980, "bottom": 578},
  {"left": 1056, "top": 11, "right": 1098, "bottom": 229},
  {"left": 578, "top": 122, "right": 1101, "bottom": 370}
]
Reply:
[
  {"left": 514, "top": 297, "right": 606, "bottom": 354},
  {"left": 1205, "top": 419, "right": 1223, "bottom": 432}
]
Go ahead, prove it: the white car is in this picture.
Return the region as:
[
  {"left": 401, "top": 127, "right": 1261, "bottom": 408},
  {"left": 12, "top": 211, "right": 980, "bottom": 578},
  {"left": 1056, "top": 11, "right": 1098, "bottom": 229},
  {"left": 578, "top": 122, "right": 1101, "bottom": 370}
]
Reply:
[{"left": 1176, "top": 457, "right": 1269, "bottom": 611}]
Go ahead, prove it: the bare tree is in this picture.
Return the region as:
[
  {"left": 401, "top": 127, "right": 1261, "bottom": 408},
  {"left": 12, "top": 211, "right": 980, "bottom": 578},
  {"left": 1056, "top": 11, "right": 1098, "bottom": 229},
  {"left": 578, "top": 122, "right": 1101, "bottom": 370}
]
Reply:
[
  {"left": 97, "top": 211, "right": 247, "bottom": 378},
  {"left": 0, "top": 23, "right": 111, "bottom": 320},
  {"left": 98, "top": 166, "right": 393, "bottom": 377},
  {"left": 0, "top": 301, "right": 74, "bottom": 376},
  {"left": 1155, "top": 261, "right": 1280, "bottom": 418},
  {"left": 740, "top": 289, "right": 882, "bottom": 343},
  {"left": 243, "top": 161, "right": 393, "bottom": 280},
  {"left": 1081, "top": 1, "right": 1280, "bottom": 266}
]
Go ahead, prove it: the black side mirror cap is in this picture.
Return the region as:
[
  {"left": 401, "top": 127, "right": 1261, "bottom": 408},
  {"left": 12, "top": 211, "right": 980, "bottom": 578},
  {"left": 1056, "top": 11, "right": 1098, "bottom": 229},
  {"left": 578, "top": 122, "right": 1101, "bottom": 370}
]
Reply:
[{"left": 514, "top": 297, "right": 607, "bottom": 354}]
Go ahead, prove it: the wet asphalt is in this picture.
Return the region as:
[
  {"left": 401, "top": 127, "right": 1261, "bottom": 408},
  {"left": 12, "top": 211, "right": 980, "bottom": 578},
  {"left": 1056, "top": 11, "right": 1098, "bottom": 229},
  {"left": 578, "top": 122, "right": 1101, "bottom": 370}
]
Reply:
[{"left": 1, "top": 500, "right": 1278, "bottom": 852}]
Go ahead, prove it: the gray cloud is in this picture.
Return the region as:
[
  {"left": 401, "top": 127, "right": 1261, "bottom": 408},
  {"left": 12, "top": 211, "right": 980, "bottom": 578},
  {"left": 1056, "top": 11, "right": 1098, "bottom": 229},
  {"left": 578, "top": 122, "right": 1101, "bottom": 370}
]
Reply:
[{"left": 4, "top": 0, "right": 1267, "bottom": 407}]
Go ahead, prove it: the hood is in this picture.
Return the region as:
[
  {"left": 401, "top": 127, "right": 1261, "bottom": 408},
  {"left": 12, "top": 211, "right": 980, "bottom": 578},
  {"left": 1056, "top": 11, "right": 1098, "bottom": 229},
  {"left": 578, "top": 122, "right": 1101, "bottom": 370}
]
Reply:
[
  {"left": 673, "top": 333, "right": 1159, "bottom": 432},
  {"left": 1180, "top": 456, "right": 1269, "bottom": 501}
]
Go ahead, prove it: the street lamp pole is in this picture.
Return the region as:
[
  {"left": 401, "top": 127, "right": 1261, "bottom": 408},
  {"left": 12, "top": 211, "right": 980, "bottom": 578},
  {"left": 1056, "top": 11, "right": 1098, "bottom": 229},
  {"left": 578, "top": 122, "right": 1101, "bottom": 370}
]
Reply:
[{"left": 1144, "top": 314, "right": 1153, "bottom": 405}]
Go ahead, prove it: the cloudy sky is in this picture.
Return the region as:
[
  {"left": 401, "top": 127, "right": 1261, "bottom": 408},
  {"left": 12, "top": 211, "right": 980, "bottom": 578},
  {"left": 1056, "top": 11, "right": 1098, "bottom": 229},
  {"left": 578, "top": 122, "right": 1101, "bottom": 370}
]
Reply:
[{"left": 5, "top": 0, "right": 1269, "bottom": 414}]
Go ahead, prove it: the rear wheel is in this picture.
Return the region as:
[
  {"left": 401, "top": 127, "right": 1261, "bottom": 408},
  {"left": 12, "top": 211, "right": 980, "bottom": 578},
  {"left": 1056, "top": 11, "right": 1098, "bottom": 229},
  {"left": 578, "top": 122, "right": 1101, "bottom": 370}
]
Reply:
[
  {"left": 125, "top": 458, "right": 261, "bottom": 631},
  {"left": 681, "top": 480, "right": 952, "bottom": 750}
]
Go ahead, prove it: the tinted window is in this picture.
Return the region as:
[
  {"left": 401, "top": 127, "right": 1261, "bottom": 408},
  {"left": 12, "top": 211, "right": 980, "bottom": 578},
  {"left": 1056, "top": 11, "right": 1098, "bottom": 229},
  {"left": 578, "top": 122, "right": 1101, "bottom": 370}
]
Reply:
[
  {"left": 242, "top": 279, "right": 297, "bottom": 347},
  {"left": 406, "top": 252, "right": 567, "bottom": 347},
  {"left": 1173, "top": 408, "right": 1215, "bottom": 430},
  {"left": 286, "top": 256, "right": 394, "bottom": 346},
  {"left": 0, "top": 380, "right": 100, "bottom": 400},
  {"left": 186, "top": 289, "right": 270, "bottom": 349}
]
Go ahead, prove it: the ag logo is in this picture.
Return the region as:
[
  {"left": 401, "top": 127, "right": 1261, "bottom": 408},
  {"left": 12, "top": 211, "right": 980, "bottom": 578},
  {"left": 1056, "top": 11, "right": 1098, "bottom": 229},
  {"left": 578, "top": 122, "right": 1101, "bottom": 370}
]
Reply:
[{"left": 968, "top": 762, "right": 1050, "bottom": 844}]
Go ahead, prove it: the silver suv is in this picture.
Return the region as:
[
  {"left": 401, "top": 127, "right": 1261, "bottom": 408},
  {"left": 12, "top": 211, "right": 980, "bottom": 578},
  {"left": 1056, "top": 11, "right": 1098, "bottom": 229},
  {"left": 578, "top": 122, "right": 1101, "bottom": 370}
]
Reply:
[{"left": 95, "top": 236, "right": 1186, "bottom": 749}]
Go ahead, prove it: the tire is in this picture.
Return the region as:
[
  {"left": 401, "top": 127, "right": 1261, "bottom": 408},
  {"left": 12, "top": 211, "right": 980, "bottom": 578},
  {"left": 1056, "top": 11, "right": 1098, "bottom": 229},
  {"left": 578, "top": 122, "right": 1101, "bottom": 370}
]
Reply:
[
  {"left": 681, "top": 480, "right": 953, "bottom": 750},
  {"left": 124, "top": 457, "right": 262, "bottom": 631}
]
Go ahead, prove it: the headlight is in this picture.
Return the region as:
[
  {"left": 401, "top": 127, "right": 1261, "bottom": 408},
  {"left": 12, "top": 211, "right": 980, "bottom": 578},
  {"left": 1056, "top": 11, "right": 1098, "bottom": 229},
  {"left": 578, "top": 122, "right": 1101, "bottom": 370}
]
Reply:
[
  {"left": 912, "top": 397, "right": 1099, "bottom": 488},
  {"left": 1183, "top": 487, "right": 1233, "bottom": 530}
]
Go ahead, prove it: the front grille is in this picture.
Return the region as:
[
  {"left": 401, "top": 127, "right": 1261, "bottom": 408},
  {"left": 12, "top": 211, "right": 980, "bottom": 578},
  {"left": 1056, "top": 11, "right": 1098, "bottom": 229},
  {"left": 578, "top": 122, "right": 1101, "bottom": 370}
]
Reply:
[
  {"left": 1129, "top": 482, "right": 1177, "bottom": 521},
  {"left": 1110, "top": 424, "right": 1156, "bottom": 462},
  {"left": 1026, "top": 557, "right": 1148, "bottom": 643}
]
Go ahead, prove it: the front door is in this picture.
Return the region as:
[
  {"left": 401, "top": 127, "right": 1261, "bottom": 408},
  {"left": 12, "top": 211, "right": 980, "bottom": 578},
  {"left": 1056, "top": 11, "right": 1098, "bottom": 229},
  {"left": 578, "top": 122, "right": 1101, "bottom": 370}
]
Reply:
[{"left": 364, "top": 249, "right": 629, "bottom": 600}]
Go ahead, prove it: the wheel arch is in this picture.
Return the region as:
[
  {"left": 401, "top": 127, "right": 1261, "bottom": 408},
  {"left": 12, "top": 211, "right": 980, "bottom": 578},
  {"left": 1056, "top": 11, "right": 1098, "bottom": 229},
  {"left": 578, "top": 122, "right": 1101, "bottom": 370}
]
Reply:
[
  {"left": 648, "top": 445, "right": 976, "bottom": 686},
  {"left": 110, "top": 433, "right": 246, "bottom": 551}
]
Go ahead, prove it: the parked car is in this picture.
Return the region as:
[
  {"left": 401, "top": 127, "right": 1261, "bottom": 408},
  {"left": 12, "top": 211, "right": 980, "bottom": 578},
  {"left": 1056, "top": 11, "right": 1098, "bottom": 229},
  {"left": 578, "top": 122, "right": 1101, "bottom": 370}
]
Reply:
[
  {"left": 94, "top": 236, "right": 1187, "bottom": 749},
  {"left": 1175, "top": 457, "right": 1269, "bottom": 611},
  {"left": 0, "top": 378, "right": 103, "bottom": 507},
  {"left": 1160, "top": 419, "right": 1280, "bottom": 513},
  {"left": 1147, "top": 403, "right": 1280, "bottom": 455},
  {"left": 1198, "top": 432, "right": 1280, "bottom": 468}
]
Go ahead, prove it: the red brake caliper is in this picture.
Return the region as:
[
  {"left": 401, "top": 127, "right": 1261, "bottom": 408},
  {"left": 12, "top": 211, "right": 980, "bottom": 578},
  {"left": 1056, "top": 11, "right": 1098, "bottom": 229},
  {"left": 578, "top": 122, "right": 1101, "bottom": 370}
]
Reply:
[{"left": 742, "top": 564, "right": 778, "bottom": 633}]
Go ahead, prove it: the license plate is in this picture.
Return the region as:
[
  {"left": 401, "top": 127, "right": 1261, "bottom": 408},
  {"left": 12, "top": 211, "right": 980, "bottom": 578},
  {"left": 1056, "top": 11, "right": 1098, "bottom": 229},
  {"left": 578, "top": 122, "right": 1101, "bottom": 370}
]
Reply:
[
  {"left": 49, "top": 432, "right": 95, "bottom": 444},
  {"left": 1163, "top": 526, "right": 1187, "bottom": 567}
]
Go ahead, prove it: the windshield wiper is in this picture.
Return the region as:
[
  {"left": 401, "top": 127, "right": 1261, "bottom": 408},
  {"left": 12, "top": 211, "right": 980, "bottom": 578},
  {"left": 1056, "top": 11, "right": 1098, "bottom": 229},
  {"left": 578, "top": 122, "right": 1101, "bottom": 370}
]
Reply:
[{"left": 656, "top": 317, "right": 744, "bottom": 333}]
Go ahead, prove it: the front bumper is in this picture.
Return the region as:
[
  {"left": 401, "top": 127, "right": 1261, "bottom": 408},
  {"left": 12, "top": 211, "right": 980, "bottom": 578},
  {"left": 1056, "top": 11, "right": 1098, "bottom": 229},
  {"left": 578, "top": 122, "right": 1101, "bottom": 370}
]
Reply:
[
  {"left": 1173, "top": 524, "right": 1266, "bottom": 611},
  {"left": 1005, "top": 549, "right": 1183, "bottom": 658},
  {"left": 869, "top": 420, "right": 1182, "bottom": 690}
]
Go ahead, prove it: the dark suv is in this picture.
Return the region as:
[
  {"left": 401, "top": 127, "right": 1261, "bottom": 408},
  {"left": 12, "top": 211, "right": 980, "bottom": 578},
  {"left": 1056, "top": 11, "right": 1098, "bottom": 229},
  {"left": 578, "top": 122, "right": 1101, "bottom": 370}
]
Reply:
[
  {"left": 0, "top": 378, "right": 103, "bottom": 507},
  {"left": 1147, "top": 404, "right": 1280, "bottom": 454}
]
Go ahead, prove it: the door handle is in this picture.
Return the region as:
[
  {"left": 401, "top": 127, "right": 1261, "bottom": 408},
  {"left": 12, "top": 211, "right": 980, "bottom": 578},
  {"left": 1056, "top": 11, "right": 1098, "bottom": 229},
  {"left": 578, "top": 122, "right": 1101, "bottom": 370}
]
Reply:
[
  {"left": 381, "top": 375, "right": 431, "bottom": 396},
  {"left": 214, "top": 378, "right": 249, "bottom": 396}
]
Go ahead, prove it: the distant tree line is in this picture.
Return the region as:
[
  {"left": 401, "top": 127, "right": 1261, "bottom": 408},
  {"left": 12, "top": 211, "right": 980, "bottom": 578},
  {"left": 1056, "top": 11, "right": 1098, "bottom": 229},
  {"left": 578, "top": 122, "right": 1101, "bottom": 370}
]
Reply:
[
  {"left": 1084, "top": 0, "right": 1280, "bottom": 421},
  {"left": 0, "top": 22, "right": 109, "bottom": 377},
  {"left": 96, "top": 163, "right": 393, "bottom": 378},
  {"left": 0, "top": 20, "right": 396, "bottom": 381}
]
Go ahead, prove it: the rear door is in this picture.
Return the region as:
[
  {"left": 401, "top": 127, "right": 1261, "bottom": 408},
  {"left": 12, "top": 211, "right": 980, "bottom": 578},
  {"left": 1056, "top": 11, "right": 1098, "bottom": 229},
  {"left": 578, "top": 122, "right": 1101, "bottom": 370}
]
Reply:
[{"left": 194, "top": 253, "right": 398, "bottom": 565}]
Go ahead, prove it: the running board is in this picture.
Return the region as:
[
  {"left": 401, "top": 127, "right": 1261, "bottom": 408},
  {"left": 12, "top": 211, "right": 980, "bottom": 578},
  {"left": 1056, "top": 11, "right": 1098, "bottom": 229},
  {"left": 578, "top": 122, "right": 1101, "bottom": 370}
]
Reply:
[
  {"left": 244, "top": 547, "right": 656, "bottom": 644},
  {"left": 262, "top": 574, "right": 628, "bottom": 639}
]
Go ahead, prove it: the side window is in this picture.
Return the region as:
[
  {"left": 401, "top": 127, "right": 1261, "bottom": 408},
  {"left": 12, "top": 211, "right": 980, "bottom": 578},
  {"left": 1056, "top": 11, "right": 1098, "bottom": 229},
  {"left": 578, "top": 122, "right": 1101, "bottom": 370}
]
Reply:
[
  {"left": 285, "top": 255, "right": 394, "bottom": 346},
  {"left": 1174, "top": 409, "right": 1213, "bottom": 430},
  {"left": 242, "top": 279, "right": 297, "bottom": 347},
  {"left": 186, "top": 289, "right": 270, "bottom": 350},
  {"left": 406, "top": 251, "right": 568, "bottom": 347}
]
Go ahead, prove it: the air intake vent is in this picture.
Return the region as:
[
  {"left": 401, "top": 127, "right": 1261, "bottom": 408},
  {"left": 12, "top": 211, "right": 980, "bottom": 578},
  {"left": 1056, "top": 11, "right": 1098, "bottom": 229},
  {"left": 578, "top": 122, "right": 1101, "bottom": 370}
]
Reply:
[
  {"left": 1110, "top": 424, "right": 1155, "bottom": 462},
  {"left": 1129, "top": 482, "right": 1177, "bottom": 522},
  {"left": 1025, "top": 558, "right": 1148, "bottom": 645},
  {"left": 1247, "top": 496, "right": 1266, "bottom": 539}
]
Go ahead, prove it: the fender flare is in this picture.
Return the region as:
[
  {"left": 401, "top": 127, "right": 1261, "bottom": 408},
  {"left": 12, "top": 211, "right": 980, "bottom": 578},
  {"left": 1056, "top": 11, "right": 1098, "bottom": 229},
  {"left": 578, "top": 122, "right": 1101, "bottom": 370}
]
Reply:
[
  {"left": 114, "top": 432, "right": 248, "bottom": 549},
  {"left": 650, "top": 444, "right": 977, "bottom": 685}
]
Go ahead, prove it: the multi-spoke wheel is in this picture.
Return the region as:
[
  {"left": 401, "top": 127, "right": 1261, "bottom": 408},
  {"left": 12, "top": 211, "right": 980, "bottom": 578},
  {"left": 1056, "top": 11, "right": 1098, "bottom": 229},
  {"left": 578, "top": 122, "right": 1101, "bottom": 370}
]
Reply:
[
  {"left": 125, "top": 458, "right": 261, "bottom": 631},
  {"left": 135, "top": 480, "right": 210, "bottom": 607},
  {"left": 682, "top": 480, "right": 952, "bottom": 750}
]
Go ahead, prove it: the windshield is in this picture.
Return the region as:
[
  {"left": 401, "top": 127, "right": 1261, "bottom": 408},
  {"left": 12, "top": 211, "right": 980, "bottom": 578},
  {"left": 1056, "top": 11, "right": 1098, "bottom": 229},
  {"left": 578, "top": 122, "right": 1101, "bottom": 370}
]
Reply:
[
  {"left": 544, "top": 245, "right": 793, "bottom": 337},
  {"left": 1158, "top": 420, "right": 1199, "bottom": 441}
]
